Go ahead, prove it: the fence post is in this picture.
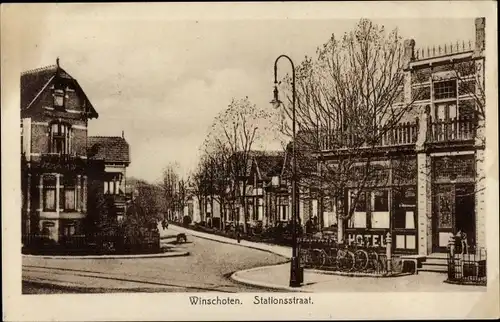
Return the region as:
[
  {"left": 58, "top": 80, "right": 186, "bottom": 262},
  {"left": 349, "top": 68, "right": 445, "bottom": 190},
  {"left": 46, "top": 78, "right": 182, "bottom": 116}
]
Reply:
[
  {"left": 448, "top": 235, "right": 455, "bottom": 257},
  {"left": 386, "top": 232, "right": 392, "bottom": 273}
]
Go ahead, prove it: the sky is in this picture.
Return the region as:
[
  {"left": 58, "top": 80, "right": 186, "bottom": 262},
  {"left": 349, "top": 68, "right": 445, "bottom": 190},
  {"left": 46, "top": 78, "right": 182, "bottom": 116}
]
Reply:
[{"left": 4, "top": 3, "right": 477, "bottom": 183}]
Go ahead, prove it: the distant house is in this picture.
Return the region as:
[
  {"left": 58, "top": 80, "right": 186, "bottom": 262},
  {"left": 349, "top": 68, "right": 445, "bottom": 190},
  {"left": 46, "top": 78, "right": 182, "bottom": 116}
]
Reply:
[
  {"left": 20, "top": 59, "right": 130, "bottom": 245},
  {"left": 88, "top": 135, "right": 130, "bottom": 220}
]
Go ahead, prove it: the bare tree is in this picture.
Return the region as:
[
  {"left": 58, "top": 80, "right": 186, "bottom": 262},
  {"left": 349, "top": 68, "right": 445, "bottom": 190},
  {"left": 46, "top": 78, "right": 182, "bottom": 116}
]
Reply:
[
  {"left": 161, "top": 163, "right": 180, "bottom": 220},
  {"left": 198, "top": 139, "right": 233, "bottom": 230},
  {"left": 275, "top": 19, "right": 427, "bottom": 232},
  {"left": 208, "top": 97, "right": 272, "bottom": 233}
]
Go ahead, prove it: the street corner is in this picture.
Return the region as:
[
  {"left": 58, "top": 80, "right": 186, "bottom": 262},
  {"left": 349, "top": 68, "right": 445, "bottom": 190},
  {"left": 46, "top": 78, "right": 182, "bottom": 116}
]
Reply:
[{"left": 230, "top": 264, "right": 312, "bottom": 293}]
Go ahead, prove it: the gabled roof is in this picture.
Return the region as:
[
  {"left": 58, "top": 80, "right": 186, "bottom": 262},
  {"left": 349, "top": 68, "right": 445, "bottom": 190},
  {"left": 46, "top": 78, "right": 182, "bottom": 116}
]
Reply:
[
  {"left": 252, "top": 151, "right": 286, "bottom": 180},
  {"left": 21, "top": 63, "right": 98, "bottom": 118},
  {"left": 88, "top": 136, "right": 130, "bottom": 164}
]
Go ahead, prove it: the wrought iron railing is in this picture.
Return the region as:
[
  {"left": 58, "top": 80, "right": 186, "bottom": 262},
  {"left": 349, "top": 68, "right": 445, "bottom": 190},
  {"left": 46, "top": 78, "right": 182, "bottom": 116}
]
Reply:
[
  {"left": 414, "top": 40, "right": 474, "bottom": 60},
  {"left": 299, "top": 238, "right": 404, "bottom": 276},
  {"left": 428, "top": 116, "right": 477, "bottom": 142},
  {"left": 446, "top": 246, "right": 487, "bottom": 286}
]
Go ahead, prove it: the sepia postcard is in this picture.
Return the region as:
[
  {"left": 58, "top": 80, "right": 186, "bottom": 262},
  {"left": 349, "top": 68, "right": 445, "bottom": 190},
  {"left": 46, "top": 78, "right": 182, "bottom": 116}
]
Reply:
[{"left": 2, "top": 1, "right": 499, "bottom": 321}]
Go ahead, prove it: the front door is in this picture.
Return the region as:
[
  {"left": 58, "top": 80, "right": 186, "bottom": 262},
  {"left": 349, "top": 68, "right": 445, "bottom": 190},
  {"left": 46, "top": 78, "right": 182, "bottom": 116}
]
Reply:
[
  {"left": 433, "top": 184, "right": 455, "bottom": 252},
  {"left": 432, "top": 183, "right": 476, "bottom": 252}
]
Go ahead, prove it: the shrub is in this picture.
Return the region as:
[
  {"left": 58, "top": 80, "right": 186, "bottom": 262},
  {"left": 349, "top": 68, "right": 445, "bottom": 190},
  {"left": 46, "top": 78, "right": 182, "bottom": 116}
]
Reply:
[{"left": 182, "top": 216, "right": 192, "bottom": 227}]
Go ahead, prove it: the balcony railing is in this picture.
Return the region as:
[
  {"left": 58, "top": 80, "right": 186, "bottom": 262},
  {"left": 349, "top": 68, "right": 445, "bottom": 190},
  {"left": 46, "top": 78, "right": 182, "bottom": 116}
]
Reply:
[
  {"left": 427, "top": 116, "right": 477, "bottom": 143},
  {"left": 34, "top": 153, "right": 87, "bottom": 172},
  {"left": 320, "top": 121, "right": 419, "bottom": 151}
]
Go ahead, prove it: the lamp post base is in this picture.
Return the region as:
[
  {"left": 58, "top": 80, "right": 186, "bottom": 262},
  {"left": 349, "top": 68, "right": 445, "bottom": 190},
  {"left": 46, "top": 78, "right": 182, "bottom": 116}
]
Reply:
[{"left": 289, "top": 256, "right": 303, "bottom": 287}]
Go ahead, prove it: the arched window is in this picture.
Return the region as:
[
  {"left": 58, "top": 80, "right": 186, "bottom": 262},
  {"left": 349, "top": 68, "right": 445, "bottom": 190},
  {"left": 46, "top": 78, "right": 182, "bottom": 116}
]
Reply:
[{"left": 49, "top": 122, "right": 72, "bottom": 155}]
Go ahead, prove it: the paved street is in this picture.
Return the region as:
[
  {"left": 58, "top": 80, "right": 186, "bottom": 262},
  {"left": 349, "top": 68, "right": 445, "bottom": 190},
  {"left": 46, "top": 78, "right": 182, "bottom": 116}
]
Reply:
[{"left": 22, "top": 228, "right": 287, "bottom": 294}]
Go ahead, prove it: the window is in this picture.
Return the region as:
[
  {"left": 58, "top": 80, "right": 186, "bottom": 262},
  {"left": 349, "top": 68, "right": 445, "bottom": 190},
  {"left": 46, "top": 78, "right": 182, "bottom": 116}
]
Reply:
[
  {"left": 281, "top": 205, "right": 287, "bottom": 221},
  {"left": 393, "top": 187, "right": 417, "bottom": 229},
  {"left": 43, "top": 176, "right": 56, "bottom": 211},
  {"left": 50, "top": 122, "right": 71, "bottom": 155},
  {"left": 62, "top": 177, "right": 76, "bottom": 211},
  {"left": 44, "top": 189, "right": 56, "bottom": 211},
  {"left": 371, "top": 190, "right": 390, "bottom": 229},
  {"left": 458, "top": 99, "right": 476, "bottom": 118},
  {"left": 433, "top": 80, "right": 457, "bottom": 100},
  {"left": 412, "top": 86, "right": 431, "bottom": 101},
  {"left": 458, "top": 79, "right": 476, "bottom": 96},
  {"left": 64, "top": 188, "right": 75, "bottom": 210},
  {"left": 348, "top": 190, "right": 390, "bottom": 229},
  {"left": 435, "top": 103, "right": 457, "bottom": 121},
  {"left": 62, "top": 222, "right": 76, "bottom": 237},
  {"left": 352, "top": 191, "right": 367, "bottom": 212},
  {"left": 373, "top": 190, "right": 389, "bottom": 211},
  {"left": 349, "top": 191, "right": 367, "bottom": 228},
  {"left": 53, "top": 89, "right": 65, "bottom": 108},
  {"left": 258, "top": 198, "right": 264, "bottom": 221}
]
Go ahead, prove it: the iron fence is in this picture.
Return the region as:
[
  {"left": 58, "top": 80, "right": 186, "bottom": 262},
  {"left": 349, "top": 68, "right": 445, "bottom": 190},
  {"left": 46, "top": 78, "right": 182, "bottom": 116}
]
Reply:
[
  {"left": 299, "top": 238, "right": 404, "bottom": 276},
  {"left": 447, "top": 247, "right": 487, "bottom": 286},
  {"left": 22, "top": 231, "right": 161, "bottom": 256}
]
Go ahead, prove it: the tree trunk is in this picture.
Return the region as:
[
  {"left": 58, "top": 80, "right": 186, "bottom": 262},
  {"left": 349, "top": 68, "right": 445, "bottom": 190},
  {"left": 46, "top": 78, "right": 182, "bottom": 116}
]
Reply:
[
  {"left": 242, "top": 181, "right": 248, "bottom": 234},
  {"left": 198, "top": 198, "right": 203, "bottom": 223},
  {"left": 220, "top": 200, "right": 225, "bottom": 230}
]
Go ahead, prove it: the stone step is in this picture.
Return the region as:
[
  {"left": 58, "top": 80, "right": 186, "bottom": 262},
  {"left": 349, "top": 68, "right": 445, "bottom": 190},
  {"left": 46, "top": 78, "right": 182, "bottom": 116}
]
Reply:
[
  {"left": 422, "top": 262, "right": 447, "bottom": 265},
  {"left": 424, "top": 258, "right": 449, "bottom": 265},
  {"left": 419, "top": 265, "right": 448, "bottom": 273}
]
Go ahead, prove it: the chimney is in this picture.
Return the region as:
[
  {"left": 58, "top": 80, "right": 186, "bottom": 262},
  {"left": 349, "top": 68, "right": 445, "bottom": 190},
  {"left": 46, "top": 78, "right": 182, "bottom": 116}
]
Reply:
[
  {"left": 56, "top": 57, "right": 60, "bottom": 68},
  {"left": 403, "top": 39, "right": 415, "bottom": 69},
  {"left": 122, "top": 130, "right": 124, "bottom": 138},
  {"left": 474, "top": 17, "right": 485, "bottom": 56}
]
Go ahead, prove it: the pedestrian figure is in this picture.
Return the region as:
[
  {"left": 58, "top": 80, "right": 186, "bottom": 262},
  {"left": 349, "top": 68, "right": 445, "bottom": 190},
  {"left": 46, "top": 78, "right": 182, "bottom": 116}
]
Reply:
[{"left": 236, "top": 225, "right": 241, "bottom": 243}]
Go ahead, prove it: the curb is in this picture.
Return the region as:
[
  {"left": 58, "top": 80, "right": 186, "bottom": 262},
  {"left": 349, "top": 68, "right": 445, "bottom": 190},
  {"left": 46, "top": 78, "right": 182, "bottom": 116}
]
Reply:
[
  {"left": 304, "top": 268, "right": 414, "bottom": 278},
  {"left": 168, "top": 225, "right": 291, "bottom": 259},
  {"left": 22, "top": 251, "right": 190, "bottom": 260},
  {"left": 230, "top": 264, "right": 311, "bottom": 293}
]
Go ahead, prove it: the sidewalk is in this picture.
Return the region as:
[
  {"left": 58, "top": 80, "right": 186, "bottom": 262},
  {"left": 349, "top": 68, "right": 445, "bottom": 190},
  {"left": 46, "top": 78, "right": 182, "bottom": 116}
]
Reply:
[
  {"left": 232, "top": 263, "right": 486, "bottom": 292},
  {"left": 169, "top": 224, "right": 486, "bottom": 292}
]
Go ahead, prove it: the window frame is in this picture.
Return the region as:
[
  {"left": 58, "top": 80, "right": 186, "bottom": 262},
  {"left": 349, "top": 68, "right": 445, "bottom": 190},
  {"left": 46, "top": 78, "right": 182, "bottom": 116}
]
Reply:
[
  {"left": 43, "top": 187, "right": 56, "bottom": 211},
  {"left": 348, "top": 189, "right": 391, "bottom": 229},
  {"left": 49, "top": 122, "right": 72, "bottom": 155},
  {"left": 433, "top": 79, "right": 458, "bottom": 101}
]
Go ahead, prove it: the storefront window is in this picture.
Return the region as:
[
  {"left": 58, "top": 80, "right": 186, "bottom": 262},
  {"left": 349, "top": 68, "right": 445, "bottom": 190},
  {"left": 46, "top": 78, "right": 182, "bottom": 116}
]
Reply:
[
  {"left": 371, "top": 190, "right": 390, "bottom": 229},
  {"left": 349, "top": 191, "right": 367, "bottom": 228},
  {"left": 374, "top": 190, "right": 389, "bottom": 211},
  {"left": 393, "top": 187, "right": 417, "bottom": 229}
]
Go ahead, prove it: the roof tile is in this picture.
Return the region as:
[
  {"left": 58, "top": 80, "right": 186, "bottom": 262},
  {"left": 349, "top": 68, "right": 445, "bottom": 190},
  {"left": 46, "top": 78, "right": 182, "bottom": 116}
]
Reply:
[{"left": 88, "top": 136, "right": 130, "bottom": 163}]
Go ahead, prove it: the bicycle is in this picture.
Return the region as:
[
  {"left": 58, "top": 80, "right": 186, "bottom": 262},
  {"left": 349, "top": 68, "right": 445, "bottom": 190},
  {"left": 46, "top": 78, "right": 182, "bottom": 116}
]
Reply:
[
  {"left": 336, "top": 243, "right": 355, "bottom": 272},
  {"left": 366, "top": 246, "right": 381, "bottom": 272},
  {"left": 350, "top": 239, "right": 370, "bottom": 271}
]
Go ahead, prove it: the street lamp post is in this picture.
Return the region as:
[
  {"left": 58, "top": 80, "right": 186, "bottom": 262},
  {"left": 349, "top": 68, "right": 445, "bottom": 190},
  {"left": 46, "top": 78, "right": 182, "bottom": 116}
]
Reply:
[{"left": 270, "top": 54, "right": 303, "bottom": 287}]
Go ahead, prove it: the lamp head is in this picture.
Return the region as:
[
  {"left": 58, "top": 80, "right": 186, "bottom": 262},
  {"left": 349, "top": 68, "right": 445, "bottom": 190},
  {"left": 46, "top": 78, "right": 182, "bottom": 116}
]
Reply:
[{"left": 270, "top": 85, "right": 282, "bottom": 109}]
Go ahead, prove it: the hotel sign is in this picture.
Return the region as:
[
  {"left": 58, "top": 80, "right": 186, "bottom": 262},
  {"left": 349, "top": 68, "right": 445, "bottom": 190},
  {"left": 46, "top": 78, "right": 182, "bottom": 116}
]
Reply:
[{"left": 347, "top": 231, "right": 389, "bottom": 248}]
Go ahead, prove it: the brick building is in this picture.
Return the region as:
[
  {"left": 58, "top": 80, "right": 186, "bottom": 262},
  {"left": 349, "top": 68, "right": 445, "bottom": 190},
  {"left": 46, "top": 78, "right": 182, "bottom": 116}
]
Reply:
[
  {"left": 311, "top": 17, "right": 486, "bottom": 255},
  {"left": 21, "top": 60, "right": 130, "bottom": 245}
]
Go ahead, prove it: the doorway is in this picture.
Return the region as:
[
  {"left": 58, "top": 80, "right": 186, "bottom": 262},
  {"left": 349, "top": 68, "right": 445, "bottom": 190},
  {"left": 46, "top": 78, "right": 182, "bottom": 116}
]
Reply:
[
  {"left": 432, "top": 183, "right": 476, "bottom": 252},
  {"left": 455, "top": 184, "right": 476, "bottom": 246}
]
